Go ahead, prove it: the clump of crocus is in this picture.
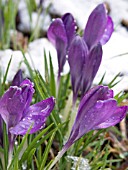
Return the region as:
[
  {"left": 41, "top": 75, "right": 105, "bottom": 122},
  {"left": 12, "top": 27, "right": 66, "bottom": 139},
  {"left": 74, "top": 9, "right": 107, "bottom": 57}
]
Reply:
[
  {"left": 48, "top": 85, "right": 127, "bottom": 169},
  {"left": 0, "top": 70, "right": 55, "bottom": 164},
  {"left": 68, "top": 4, "right": 114, "bottom": 104},
  {"left": 47, "top": 4, "right": 114, "bottom": 104},
  {"left": 47, "top": 13, "right": 76, "bottom": 81}
]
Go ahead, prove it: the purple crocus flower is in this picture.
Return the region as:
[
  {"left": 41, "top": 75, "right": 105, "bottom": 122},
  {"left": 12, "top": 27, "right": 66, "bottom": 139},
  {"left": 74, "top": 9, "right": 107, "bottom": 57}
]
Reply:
[
  {"left": 48, "top": 86, "right": 127, "bottom": 169},
  {"left": 0, "top": 70, "right": 55, "bottom": 165},
  {"left": 83, "top": 4, "right": 113, "bottom": 50},
  {"left": 68, "top": 36, "right": 102, "bottom": 104},
  {"left": 68, "top": 4, "right": 113, "bottom": 104},
  {"left": 47, "top": 13, "right": 76, "bottom": 80},
  {"left": 0, "top": 79, "right": 55, "bottom": 136}
]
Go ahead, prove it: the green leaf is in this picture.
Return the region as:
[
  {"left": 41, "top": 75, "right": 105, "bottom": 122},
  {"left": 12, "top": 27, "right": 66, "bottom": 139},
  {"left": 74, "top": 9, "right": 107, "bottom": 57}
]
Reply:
[
  {"left": 22, "top": 51, "right": 34, "bottom": 79},
  {"left": 108, "top": 73, "right": 121, "bottom": 88},
  {"left": 39, "top": 131, "right": 56, "bottom": 169},
  {"left": 49, "top": 52, "right": 56, "bottom": 97},
  {"left": 57, "top": 73, "right": 70, "bottom": 110},
  {"left": 34, "top": 71, "right": 50, "bottom": 99},
  {"left": 25, "top": 0, "right": 37, "bottom": 22},
  {"left": 98, "top": 72, "right": 106, "bottom": 85},
  {"left": 44, "top": 49, "right": 49, "bottom": 83},
  {"left": 2, "top": 0, "right": 18, "bottom": 49},
  {"left": 27, "top": 148, "right": 36, "bottom": 168},
  {"left": 20, "top": 123, "right": 54, "bottom": 164},
  {"left": 3, "top": 122, "right": 9, "bottom": 169},
  {"left": 1, "top": 56, "right": 12, "bottom": 96}
]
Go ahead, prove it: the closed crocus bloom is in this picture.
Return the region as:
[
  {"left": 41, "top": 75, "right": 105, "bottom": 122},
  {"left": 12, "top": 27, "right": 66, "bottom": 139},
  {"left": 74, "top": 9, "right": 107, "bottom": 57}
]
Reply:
[
  {"left": 68, "top": 3, "right": 113, "bottom": 104},
  {"left": 48, "top": 86, "right": 127, "bottom": 170},
  {"left": 0, "top": 79, "right": 55, "bottom": 135},
  {"left": 83, "top": 3, "right": 114, "bottom": 50},
  {"left": 68, "top": 36, "right": 102, "bottom": 104},
  {"left": 47, "top": 13, "right": 76, "bottom": 80}
]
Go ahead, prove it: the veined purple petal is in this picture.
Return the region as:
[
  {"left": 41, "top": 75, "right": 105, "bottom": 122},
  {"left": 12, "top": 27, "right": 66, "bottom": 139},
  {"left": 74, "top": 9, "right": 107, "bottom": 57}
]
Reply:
[
  {"left": 100, "top": 16, "right": 114, "bottom": 45},
  {"left": 47, "top": 18, "right": 67, "bottom": 47},
  {"left": 62, "top": 13, "right": 76, "bottom": 47},
  {"left": 78, "top": 86, "right": 113, "bottom": 115},
  {"left": 10, "top": 97, "right": 55, "bottom": 135},
  {"left": 83, "top": 4, "right": 107, "bottom": 49},
  {"left": 68, "top": 36, "right": 88, "bottom": 104},
  {"left": 47, "top": 18, "right": 68, "bottom": 77},
  {"left": 11, "top": 69, "right": 23, "bottom": 86},
  {"left": 94, "top": 106, "right": 127, "bottom": 129},
  {"left": 77, "top": 99, "right": 118, "bottom": 139},
  {"left": 20, "top": 79, "right": 35, "bottom": 116},
  {"left": 0, "top": 86, "right": 28, "bottom": 129},
  {"left": 80, "top": 43, "right": 102, "bottom": 97}
]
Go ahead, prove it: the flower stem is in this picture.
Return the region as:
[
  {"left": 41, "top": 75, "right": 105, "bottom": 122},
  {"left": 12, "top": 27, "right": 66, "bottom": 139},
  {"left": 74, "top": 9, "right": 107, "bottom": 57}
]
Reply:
[
  {"left": 8, "top": 134, "right": 14, "bottom": 167},
  {"left": 47, "top": 142, "right": 71, "bottom": 170}
]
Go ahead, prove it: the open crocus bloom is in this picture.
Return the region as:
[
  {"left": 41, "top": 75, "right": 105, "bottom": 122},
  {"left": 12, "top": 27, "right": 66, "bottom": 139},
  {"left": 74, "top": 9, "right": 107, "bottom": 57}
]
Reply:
[
  {"left": 48, "top": 86, "right": 127, "bottom": 169},
  {"left": 68, "top": 86, "right": 127, "bottom": 143},
  {"left": 64, "top": 85, "right": 127, "bottom": 150},
  {"left": 47, "top": 13, "right": 76, "bottom": 79},
  {"left": 0, "top": 71, "right": 55, "bottom": 135}
]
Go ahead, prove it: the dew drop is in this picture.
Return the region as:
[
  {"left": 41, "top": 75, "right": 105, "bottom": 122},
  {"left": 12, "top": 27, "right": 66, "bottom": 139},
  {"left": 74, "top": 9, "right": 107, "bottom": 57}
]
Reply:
[
  {"left": 75, "top": 25, "right": 77, "bottom": 30},
  {"left": 21, "top": 124, "right": 26, "bottom": 128},
  {"left": 29, "top": 114, "right": 32, "bottom": 117},
  {"left": 22, "top": 162, "right": 27, "bottom": 170},
  {"left": 112, "top": 116, "right": 115, "bottom": 120},
  {"left": 96, "top": 101, "right": 103, "bottom": 108},
  {"left": 39, "top": 125, "right": 45, "bottom": 130}
]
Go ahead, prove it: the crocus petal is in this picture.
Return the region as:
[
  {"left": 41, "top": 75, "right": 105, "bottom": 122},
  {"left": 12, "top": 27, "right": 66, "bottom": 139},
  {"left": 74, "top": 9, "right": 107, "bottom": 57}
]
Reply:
[
  {"left": 94, "top": 106, "right": 127, "bottom": 129},
  {"left": 47, "top": 18, "right": 68, "bottom": 77},
  {"left": 77, "top": 99, "right": 120, "bottom": 140},
  {"left": 100, "top": 16, "right": 114, "bottom": 45},
  {"left": 80, "top": 43, "right": 102, "bottom": 97},
  {"left": 9, "top": 97, "right": 55, "bottom": 135},
  {"left": 62, "top": 13, "right": 76, "bottom": 47},
  {"left": 20, "top": 79, "right": 35, "bottom": 116},
  {"left": 11, "top": 69, "right": 23, "bottom": 86},
  {"left": 68, "top": 36, "right": 88, "bottom": 104},
  {"left": 83, "top": 4, "right": 107, "bottom": 49}
]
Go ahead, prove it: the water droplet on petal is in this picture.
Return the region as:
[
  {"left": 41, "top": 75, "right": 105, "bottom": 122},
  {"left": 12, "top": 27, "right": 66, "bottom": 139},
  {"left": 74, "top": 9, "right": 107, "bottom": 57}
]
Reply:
[
  {"left": 75, "top": 25, "right": 77, "bottom": 30},
  {"left": 21, "top": 124, "right": 26, "bottom": 128},
  {"left": 112, "top": 116, "right": 115, "bottom": 120}
]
